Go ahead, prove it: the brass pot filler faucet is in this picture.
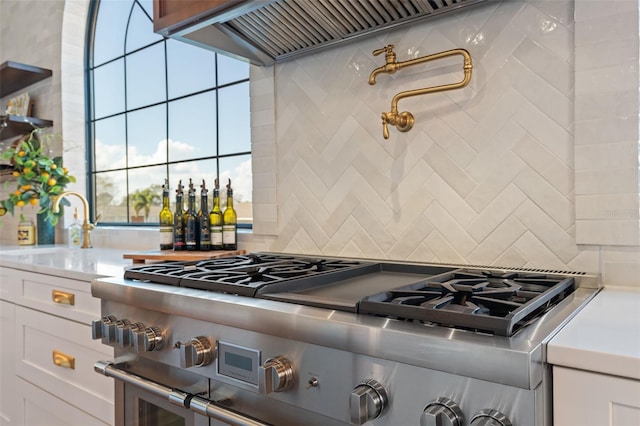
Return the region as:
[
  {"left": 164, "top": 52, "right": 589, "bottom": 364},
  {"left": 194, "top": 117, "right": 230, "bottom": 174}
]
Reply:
[{"left": 368, "top": 45, "right": 473, "bottom": 139}]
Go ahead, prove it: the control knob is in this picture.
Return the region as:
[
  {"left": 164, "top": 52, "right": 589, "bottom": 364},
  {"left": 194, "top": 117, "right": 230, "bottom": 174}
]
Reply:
[
  {"left": 420, "top": 397, "right": 464, "bottom": 426},
  {"left": 349, "top": 379, "right": 388, "bottom": 425},
  {"left": 119, "top": 321, "right": 145, "bottom": 348},
  {"left": 470, "top": 409, "right": 512, "bottom": 426},
  {"left": 132, "top": 326, "right": 164, "bottom": 353},
  {"left": 258, "top": 356, "right": 294, "bottom": 394},
  {"left": 175, "top": 337, "right": 214, "bottom": 368},
  {"left": 91, "top": 315, "right": 117, "bottom": 343}
]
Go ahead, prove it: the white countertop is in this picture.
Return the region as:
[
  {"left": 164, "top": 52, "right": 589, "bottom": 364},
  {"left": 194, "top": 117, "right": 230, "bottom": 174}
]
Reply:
[
  {"left": 0, "top": 245, "right": 131, "bottom": 281},
  {"left": 548, "top": 286, "right": 640, "bottom": 380}
]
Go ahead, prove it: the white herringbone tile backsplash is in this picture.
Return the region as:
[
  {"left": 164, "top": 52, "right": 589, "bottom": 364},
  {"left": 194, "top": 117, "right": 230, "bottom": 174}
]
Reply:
[{"left": 264, "top": 0, "right": 615, "bottom": 273}]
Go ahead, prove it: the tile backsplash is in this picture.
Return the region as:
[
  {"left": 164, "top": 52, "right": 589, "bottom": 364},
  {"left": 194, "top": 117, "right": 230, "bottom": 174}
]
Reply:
[
  {"left": 1, "top": 0, "right": 638, "bottom": 287},
  {"left": 255, "top": 0, "right": 639, "bottom": 285}
]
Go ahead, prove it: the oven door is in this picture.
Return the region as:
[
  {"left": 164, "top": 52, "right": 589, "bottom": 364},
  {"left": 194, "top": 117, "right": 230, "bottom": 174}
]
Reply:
[
  {"left": 123, "top": 381, "right": 209, "bottom": 426},
  {"left": 96, "top": 360, "right": 270, "bottom": 426}
]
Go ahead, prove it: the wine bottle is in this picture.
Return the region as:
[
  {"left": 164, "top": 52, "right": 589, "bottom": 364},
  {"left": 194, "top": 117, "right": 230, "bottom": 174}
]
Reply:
[
  {"left": 210, "top": 178, "right": 223, "bottom": 250},
  {"left": 173, "top": 180, "right": 186, "bottom": 251},
  {"left": 222, "top": 178, "right": 237, "bottom": 250},
  {"left": 198, "top": 179, "right": 211, "bottom": 251},
  {"left": 159, "top": 178, "right": 174, "bottom": 250},
  {"left": 185, "top": 179, "right": 198, "bottom": 251}
]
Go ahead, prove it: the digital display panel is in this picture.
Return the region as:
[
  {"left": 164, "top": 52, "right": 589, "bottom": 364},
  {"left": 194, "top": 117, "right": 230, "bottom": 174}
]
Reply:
[
  {"left": 225, "top": 352, "right": 253, "bottom": 372},
  {"left": 217, "top": 341, "right": 260, "bottom": 385}
]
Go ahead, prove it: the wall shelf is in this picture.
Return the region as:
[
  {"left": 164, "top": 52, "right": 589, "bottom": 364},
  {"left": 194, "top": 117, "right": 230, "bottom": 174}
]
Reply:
[
  {"left": 1, "top": 61, "right": 52, "bottom": 98},
  {"left": 0, "top": 60, "right": 53, "bottom": 141},
  {"left": 1, "top": 115, "right": 52, "bottom": 140}
]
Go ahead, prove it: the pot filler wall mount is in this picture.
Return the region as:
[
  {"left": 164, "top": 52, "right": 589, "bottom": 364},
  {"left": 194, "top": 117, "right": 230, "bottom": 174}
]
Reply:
[
  {"left": 91, "top": 253, "right": 600, "bottom": 426},
  {"left": 369, "top": 45, "right": 473, "bottom": 140}
]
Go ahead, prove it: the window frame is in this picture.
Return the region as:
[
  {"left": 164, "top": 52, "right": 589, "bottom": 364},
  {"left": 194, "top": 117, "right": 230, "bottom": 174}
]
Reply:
[{"left": 85, "top": 0, "right": 252, "bottom": 228}]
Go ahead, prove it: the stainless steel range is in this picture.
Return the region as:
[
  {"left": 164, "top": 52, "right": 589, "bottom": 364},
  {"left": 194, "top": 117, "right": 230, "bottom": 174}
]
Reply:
[{"left": 91, "top": 253, "right": 600, "bottom": 426}]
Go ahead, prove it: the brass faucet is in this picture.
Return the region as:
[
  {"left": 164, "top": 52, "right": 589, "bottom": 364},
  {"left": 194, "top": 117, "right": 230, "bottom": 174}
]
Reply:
[
  {"left": 369, "top": 46, "right": 473, "bottom": 139},
  {"left": 52, "top": 191, "right": 95, "bottom": 249},
  {"left": 368, "top": 45, "right": 399, "bottom": 85}
]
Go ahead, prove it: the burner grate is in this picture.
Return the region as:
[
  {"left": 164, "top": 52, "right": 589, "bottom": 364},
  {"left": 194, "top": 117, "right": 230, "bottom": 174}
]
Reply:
[
  {"left": 124, "top": 254, "right": 369, "bottom": 296},
  {"left": 358, "top": 270, "right": 576, "bottom": 336}
]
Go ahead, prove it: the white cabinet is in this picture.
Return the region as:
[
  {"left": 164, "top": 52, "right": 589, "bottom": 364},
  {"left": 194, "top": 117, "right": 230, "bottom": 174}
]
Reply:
[
  {"left": 548, "top": 288, "right": 640, "bottom": 426},
  {"left": 0, "top": 300, "right": 16, "bottom": 426},
  {"left": 0, "top": 266, "right": 114, "bottom": 425},
  {"left": 553, "top": 366, "right": 640, "bottom": 426}
]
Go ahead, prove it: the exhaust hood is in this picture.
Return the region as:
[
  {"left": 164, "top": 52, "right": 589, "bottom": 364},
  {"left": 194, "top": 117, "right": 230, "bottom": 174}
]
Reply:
[{"left": 158, "top": 0, "right": 488, "bottom": 66}]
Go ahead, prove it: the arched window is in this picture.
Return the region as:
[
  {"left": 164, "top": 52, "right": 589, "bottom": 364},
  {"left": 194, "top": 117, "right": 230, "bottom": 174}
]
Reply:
[{"left": 87, "top": 0, "right": 252, "bottom": 226}]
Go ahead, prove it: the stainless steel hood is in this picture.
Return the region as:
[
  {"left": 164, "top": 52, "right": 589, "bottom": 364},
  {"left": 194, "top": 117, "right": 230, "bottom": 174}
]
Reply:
[{"left": 159, "top": 0, "right": 488, "bottom": 66}]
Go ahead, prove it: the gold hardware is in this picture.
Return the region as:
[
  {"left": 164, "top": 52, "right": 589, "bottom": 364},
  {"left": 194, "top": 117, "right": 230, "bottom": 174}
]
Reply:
[
  {"left": 369, "top": 44, "right": 398, "bottom": 84},
  {"left": 53, "top": 350, "right": 75, "bottom": 369},
  {"left": 369, "top": 47, "right": 473, "bottom": 139},
  {"left": 52, "top": 192, "right": 97, "bottom": 248},
  {"left": 52, "top": 289, "right": 75, "bottom": 305}
]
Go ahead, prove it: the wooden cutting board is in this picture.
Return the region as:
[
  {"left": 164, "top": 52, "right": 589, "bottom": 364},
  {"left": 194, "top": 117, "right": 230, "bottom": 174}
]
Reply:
[{"left": 123, "top": 249, "right": 246, "bottom": 264}]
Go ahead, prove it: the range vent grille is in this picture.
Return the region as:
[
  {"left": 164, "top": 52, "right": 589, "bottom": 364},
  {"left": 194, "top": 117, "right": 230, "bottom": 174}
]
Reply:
[{"left": 221, "top": 0, "right": 487, "bottom": 63}]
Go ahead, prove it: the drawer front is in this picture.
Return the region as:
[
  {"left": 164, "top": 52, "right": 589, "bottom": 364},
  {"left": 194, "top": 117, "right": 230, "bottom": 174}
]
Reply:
[
  {"left": 16, "top": 377, "right": 109, "bottom": 426},
  {"left": 8, "top": 267, "right": 100, "bottom": 323},
  {"left": 0, "top": 267, "right": 17, "bottom": 303},
  {"left": 16, "top": 306, "right": 114, "bottom": 424}
]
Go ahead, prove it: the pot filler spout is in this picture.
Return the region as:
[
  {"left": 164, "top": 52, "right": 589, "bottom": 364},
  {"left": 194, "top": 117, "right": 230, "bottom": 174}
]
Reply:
[{"left": 368, "top": 45, "right": 473, "bottom": 140}]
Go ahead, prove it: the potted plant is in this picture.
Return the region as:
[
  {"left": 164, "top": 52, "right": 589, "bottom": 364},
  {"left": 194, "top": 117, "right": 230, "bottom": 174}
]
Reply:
[{"left": 0, "top": 128, "right": 76, "bottom": 236}]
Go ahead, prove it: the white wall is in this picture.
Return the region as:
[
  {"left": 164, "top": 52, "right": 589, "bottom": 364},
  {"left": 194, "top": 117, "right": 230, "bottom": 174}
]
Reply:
[{"left": 0, "top": 0, "right": 638, "bottom": 287}]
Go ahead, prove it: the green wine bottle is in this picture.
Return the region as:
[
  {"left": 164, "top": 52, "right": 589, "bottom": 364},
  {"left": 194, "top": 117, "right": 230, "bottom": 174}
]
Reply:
[
  {"left": 159, "top": 178, "right": 173, "bottom": 250},
  {"left": 210, "top": 178, "right": 223, "bottom": 250},
  {"left": 222, "top": 178, "right": 237, "bottom": 250}
]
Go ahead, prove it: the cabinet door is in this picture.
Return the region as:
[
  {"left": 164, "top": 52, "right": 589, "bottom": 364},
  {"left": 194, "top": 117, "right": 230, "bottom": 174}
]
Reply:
[
  {"left": 153, "top": 0, "right": 242, "bottom": 34},
  {"left": 0, "top": 301, "right": 16, "bottom": 426},
  {"left": 554, "top": 366, "right": 640, "bottom": 426},
  {"left": 15, "top": 306, "right": 114, "bottom": 424}
]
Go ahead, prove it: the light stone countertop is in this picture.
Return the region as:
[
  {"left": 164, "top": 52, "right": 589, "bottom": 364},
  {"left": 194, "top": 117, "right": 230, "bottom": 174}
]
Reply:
[
  {"left": 0, "top": 244, "right": 132, "bottom": 282},
  {"left": 547, "top": 286, "right": 640, "bottom": 380}
]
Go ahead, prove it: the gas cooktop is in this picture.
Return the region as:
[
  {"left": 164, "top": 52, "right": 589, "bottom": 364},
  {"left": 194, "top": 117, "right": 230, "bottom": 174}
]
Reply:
[{"left": 123, "top": 253, "right": 583, "bottom": 336}]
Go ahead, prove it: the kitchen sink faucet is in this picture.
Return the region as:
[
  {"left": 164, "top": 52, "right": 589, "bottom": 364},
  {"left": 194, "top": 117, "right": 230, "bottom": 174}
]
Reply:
[{"left": 53, "top": 191, "right": 95, "bottom": 248}]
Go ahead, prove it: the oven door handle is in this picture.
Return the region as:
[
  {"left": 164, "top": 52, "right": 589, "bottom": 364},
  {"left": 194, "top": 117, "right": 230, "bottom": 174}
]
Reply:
[{"left": 95, "top": 360, "right": 271, "bottom": 426}]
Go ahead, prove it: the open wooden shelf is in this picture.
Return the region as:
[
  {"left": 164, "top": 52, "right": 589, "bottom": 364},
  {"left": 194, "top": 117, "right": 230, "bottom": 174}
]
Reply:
[
  {"left": 1, "top": 61, "right": 52, "bottom": 98},
  {"left": 1, "top": 115, "right": 52, "bottom": 140},
  {"left": 1, "top": 61, "right": 54, "bottom": 140}
]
